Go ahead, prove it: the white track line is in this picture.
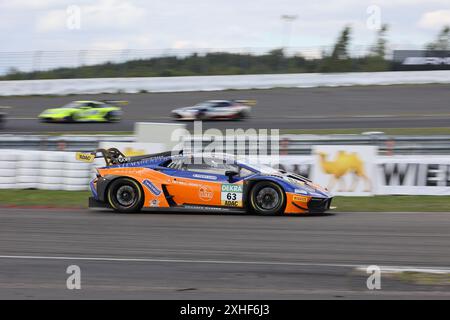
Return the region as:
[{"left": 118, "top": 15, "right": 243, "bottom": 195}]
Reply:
[
  {"left": 355, "top": 266, "right": 450, "bottom": 274},
  {"left": 0, "top": 255, "right": 360, "bottom": 267},
  {"left": 0, "top": 255, "right": 449, "bottom": 273}
]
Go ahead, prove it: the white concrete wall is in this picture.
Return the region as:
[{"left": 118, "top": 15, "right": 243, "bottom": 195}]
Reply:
[{"left": 1, "top": 70, "right": 449, "bottom": 96}]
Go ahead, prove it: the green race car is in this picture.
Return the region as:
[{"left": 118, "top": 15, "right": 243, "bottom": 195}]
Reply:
[{"left": 38, "top": 100, "right": 125, "bottom": 123}]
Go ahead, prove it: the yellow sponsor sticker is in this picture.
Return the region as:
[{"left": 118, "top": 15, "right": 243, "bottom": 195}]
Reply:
[
  {"left": 75, "top": 152, "right": 95, "bottom": 163},
  {"left": 293, "top": 195, "right": 309, "bottom": 203}
]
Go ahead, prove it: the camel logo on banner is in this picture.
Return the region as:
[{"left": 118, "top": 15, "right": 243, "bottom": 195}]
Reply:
[{"left": 312, "top": 145, "right": 376, "bottom": 196}]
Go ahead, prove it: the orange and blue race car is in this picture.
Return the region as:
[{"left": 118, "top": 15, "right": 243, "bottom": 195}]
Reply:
[{"left": 76, "top": 148, "right": 333, "bottom": 215}]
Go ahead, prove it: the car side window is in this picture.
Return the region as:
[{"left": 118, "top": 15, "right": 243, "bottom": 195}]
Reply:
[
  {"left": 167, "top": 159, "right": 183, "bottom": 170},
  {"left": 183, "top": 157, "right": 238, "bottom": 175},
  {"left": 238, "top": 167, "right": 254, "bottom": 178},
  {"left": 216, "top": 102, "right": 230, "bottom": 108}
]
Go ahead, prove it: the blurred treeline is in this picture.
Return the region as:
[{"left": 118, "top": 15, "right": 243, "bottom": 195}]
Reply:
[{"left": 1, "top": 25, "right": 449, "bottom": 80}]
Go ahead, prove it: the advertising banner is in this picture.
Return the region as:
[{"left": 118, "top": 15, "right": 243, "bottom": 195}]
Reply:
[
  {"left": 376, "top": 156, "right": 450, "bottom": 195},
  {"left": 311, "top": 145, "right": 377, "bottom": 196},
  {"left": 393, "top": 50, "right": 450, "bottom": 70}
]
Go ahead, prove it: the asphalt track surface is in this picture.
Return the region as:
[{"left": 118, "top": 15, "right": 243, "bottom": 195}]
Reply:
[
  {"left": 0, "top": 208, "right": 449, "bottom": 299},
  {"left": 1, "top": 84, "right": 450, "bottom": 133}
]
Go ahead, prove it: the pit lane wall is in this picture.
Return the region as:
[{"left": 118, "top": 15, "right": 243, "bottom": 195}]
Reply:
[
  {"left": 1, "top": 70, "right": 450, "bottom": 96},
  {"left": 0, "top": 148, "right": 449, "bottom": 195}
]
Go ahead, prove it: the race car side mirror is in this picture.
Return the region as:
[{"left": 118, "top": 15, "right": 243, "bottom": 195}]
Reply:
[{"left": 225, "top": 170, "right": 239, "bottom": 182}]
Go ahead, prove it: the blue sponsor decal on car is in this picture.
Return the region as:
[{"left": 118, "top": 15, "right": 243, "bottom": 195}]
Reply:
[
  {"left": 193, "top": 173, "right": 218, "bottom": 180},
  {"left": 143, "top": 179, "right": 161, "bottom": 196},
  {"left": 90, "top": 179, "right": 98, "bottom": 199}
]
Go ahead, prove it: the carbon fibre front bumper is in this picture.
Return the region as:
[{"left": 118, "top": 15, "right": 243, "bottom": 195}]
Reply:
[
  {"left": 308, "top": 197, "right": 333, "bottom": 213},
  {"left": 89, "top": 197, "right": 110, "bottom": 209}
]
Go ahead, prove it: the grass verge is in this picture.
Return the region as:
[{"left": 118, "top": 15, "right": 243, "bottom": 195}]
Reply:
[
  {"left": 333, "top": 195, "right": 450, "bottom": 212},
  {"left": 42, "top": 131, "right": 134, "bottom": 136},
  {"left": 24, "top": 128, "right": 450, "bottom": 136},
  {"left": 389, "top": 272, "right": 450, "bottom": 286},
  {"left": 0, "top": 190, "right": 90, "bottom": 208},
  {"left": 0, "top": 190, "right": 449, "bottom": 212},
  {"left": 280, "top": 127, "right": 450, "bottom": 135}
]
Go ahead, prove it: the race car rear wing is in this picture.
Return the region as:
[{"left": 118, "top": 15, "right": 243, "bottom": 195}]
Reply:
[
  {"left": 102, "top": 100, "right": 129, "bottom": 106},
  {"left": 76, "top": 148, "right": 127, "bottom": 166},
  {"left": 76, "top": 148, "right": 180, "bottom": 166},
  {"left": 235, "top": 99, "right": 257, "bottom": 106}
]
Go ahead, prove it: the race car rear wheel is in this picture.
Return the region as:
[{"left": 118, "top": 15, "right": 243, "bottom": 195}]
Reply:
[
  {"left": 107, "top": 178, "right": 144, "bottom": 213},
  {"left": 196, "top": 110, "right": 208, "bottom": 120},
  {"left": 234, "top": 112, "right": 247, "bottom": 121},
  {"left": 249, "top": 181, "right": 286, "bottom": 215}
]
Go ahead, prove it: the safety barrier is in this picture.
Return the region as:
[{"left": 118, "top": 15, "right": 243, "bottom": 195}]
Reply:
[
  {"left": 2, "top": 134, "right": 450, "bottom": 155},
  {"left": 0, "top": 150, "right": 93, "bottom": 190},
  {"left": 1, "top": 70, "right": 450, "bottom": 96},
  {"left": 184, "top": 134, "right": 450, "bottom": 155},
  {"left": 0, "top": 135, "right": 135, "bottom": 151}
]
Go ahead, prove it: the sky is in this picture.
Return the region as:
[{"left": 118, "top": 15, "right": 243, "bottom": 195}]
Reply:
[
  {"left": 0, "top": 0, "right": 449, "bottom": 55},
  {"left": 0, "top": 0, "right": 450, "bottom": 51}
]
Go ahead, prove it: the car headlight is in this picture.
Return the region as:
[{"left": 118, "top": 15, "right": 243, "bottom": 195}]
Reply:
[
  {"left": 294, "top": 189, "right": 309, "bottom": 195},
  {"left": 290, "top": 180, "right": 316, "bottom": 194}
]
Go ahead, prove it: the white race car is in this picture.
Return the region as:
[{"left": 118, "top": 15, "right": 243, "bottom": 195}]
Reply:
[{"left": 171, "top": 100, "right": 255, "bottom": 120}]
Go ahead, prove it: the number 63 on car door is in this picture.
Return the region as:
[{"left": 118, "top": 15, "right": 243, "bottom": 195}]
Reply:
[{"left": 221, "top": 184, "right": 243, "bottom": 207}]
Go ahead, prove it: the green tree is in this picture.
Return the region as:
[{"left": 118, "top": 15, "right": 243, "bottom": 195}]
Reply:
[
  {"left": 370, "top": 24, "right": 389, "bottom": 58},
  {"left": 426, "top": 26, "right": 450, "bottom": 50},
  {"left": 331, "top": 26, "right": 352, "bottom": 60},
  {"left": 318, "top": 26, "right": 353, "bottom": 72}
]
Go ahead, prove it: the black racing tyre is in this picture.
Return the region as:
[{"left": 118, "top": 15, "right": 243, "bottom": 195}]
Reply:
[
  {"left": 249, "top": 181, "right": 286, "bottom": 215},
  {"left": 172, "top": 112, "right": 182, "bottom": 119},
  {"left": 234, "top": 112, "right": 246, "bottom": 121},
  {"left": 64, "top": 115, "right": 75, "bottom": 122},
  {"left": 106, "top": 178, "right": 144, "bottom": 213},
  {"left": 196, "top": 110, "right": 207, "bottom": 120},
  {"left": 105, "top": 111, "right": 121, "bottom": 122}
]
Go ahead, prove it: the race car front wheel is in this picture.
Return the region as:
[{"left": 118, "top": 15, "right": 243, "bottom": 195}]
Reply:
[
  {"left": 249, "top": 181, "right": 286, "bottom": 215},
  {"left": 64, "top": 115, "right": 75, "bottom": 122},
  {"left": 105, "top": 111, "right": 121, "bottom": 122},
  {"left": 107, "top": 178, "right": 144, "bottom": 213}
]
